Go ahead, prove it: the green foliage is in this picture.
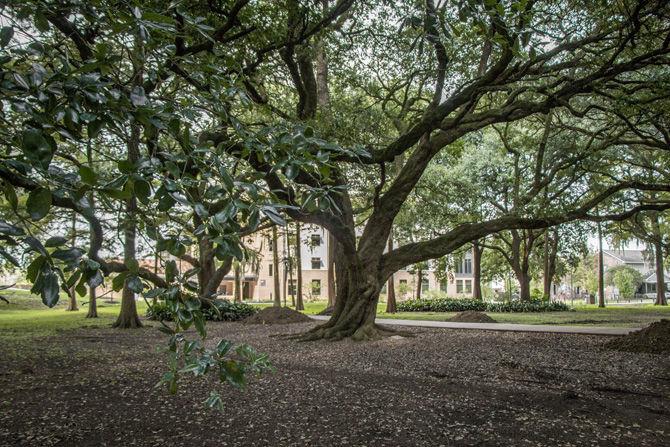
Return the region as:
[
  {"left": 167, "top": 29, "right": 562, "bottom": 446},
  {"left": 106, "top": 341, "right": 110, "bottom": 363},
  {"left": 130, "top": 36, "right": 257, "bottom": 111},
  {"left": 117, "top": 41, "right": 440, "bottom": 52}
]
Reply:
[
  {"left": 146, "top": 300, "right": 257, "bottom": 322},
  {"left": 608, "top": 266, "right": 644, "bottom": 299},
  {"left": 397, "top": 298, "right": 571, "bottom": 313}
]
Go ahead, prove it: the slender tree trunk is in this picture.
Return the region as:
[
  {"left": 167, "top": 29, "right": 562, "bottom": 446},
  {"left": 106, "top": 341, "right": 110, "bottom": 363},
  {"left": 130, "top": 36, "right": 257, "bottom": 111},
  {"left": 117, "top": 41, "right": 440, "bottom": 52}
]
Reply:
[
  {"left": 327, "top": 231, "right": 336, "bottom": 307},
  {"left": 597, "top": 219, "right": 605, "bottom": 308},
  {"left": 282, "top": 227, "right": 288, "bottom": 307},
  {"left": 542, "top": 229, "right": 550, "bottom": 299},
  {"left": 415, "top": 266, "right": 422, "bottom": 300},
  {"left": 66, "top": 211, "right": 78, "bottom": 311},
  {"left": 113, "top": 122, "right": 142, "bottom": 328},
  {"left": 472, "top": 241, "right": 483, "bottom": 300},
  {"left": 272, "top": 226, "right": 281, "bottom": 307},
  {"left": 295, "top": 222, "right": 304, "bottom": 310},
  {"left": 653, "top": 214, "right": 667, "bottom": 305},
  {"left": 233, "top": 263, "right": 242, "bottom": 303},
  {"left": 385, "top": 235, "right": 396, "bottom": 313},
  {"left": 86, "top": 144, "right": 97, "bottom": 318}
]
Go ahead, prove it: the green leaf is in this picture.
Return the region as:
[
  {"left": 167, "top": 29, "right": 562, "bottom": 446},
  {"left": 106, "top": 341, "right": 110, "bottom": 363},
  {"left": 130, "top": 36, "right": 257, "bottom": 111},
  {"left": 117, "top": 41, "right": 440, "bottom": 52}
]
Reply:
[
  {"left": 0, "top": 248, "right": 20, "bottom": 267},
  {"left": 112, "top": 272, "right": 129, "bottom": 292},
  {"left": 0, "top": 220, "right": 24, "bottom": 236},
  {"left": 79, "top": 166, "right": 97, "bottom": 185},
  {"left": 130, "top": 86, "right": 147, "bottom": 106},
  {"left": 0, "top": 27, "right": 13, "bottom": 47},
  {"left": 260, "top": 206, "right": 285, "bottom": 226},
  {"left": 87, "top": 270, "right": 104, "bottom": 289},
  {"left": 22, "top": 128, "right": 54, "bottom": 169},
  {"left": 134, "top": 179, "right": 151, "bottom": 203},
  {"left": 51, "top": 248, "right": 84, "bottom": 263},
  {"left": 26, "top": 187, "right": 52, "bottom": 221},
  {"left": 165, "top": 260, "right": 178, "bottom": 283},
  {"left": 40, "top": 269, "right": 60, "bottom": 307},
  {"left": 3, "top": 182, "right": 18, "bottom": 210},
  {"left": 127, "top": 275, "right": 144, "bottom": 293},
  {"left": 44, "top": 236, "right": 68, "bottom": 247}
]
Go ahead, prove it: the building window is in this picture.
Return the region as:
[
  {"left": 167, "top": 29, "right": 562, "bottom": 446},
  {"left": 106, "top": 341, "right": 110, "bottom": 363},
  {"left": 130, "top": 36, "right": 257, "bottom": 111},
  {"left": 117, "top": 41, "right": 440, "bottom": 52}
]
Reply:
[
  {"left": 311, "top": 257, "right": 322, "bottom": 269},
  {"left": 268, "top": 263, "right": 273, "bottom": 276},
  {"left": 456, "top": 279, "right": 464, "bottom": 294},
  {"left": 311, "top": 234, "right": 321, "bottom": 246},
  {"left": 288, "top": 280, "right": 297, "bottom": 296},
  {"left": 455, "top": 258, "right": 472, "bottom": 274},
  {"left": 647, "top": 283, "right": 656, "bottom": 293},
  {"left": 465, "top": 280, "right": 472, "bottom": 294},
  {"left": 267, "top": 237, "right": 273, "bottom": 252},
  {"left": 311, "top": 279, "right": 321, "bottom": 295},
  {"left": 421, "top": 278, "right": 429, "bottom": 293},
  {"left": 440, "top": 279, "right": 448, "bottom": 293},
  {"left": 260, "top": 279, "right": 266, "bottom": 287},
  {"left": 463, "top": 258, "right": 472, "bottom": 274},
  {"left": 399, "top": 279, "right": 407, "bottom": 285}
]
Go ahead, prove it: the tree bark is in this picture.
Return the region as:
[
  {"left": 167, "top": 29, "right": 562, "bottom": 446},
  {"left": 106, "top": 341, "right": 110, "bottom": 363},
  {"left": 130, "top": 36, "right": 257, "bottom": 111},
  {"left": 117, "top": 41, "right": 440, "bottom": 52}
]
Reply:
[
  {"left": 233, "top": 263, "right": 242, "bottom": 303},
  {"left": 327, "top": 231, "right": 337, "bottom": 307},
  {"left": 597, "top": 218, "right": 605, "bottom": 308},
  {"left": 272, "top": 226, "right": 281, "bottom": 307},
  {"left": 295, "top": 222, "right": 304, "bottom": 310},
  {"left": 113, "top": 122, "right": 143, "bottom": 329},
  {"left": 415, "top": 265, "right": 423, "bottom": 300},
  {"left": 66, "top": 211, "right": 78, "bottom": 311},
  {"left": 472, "top": 241, "right": 483, "bottom": 301},
  {"left": 653, "top": 214, "right": 667, "bottom": 305},
  {"left": 385, "top": 235, "right": 396, "bottom": 313},
  {"left": 86, "top": 285, "right": 97, "bottom": 318},
  {"left": 517, "top": 270, "right": 531, "bottom": 302}
]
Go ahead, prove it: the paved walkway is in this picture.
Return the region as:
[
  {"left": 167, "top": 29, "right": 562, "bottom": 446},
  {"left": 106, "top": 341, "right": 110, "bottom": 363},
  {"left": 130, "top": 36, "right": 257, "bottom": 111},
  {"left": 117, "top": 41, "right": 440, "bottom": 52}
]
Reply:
[{"left": 309, "top": 315, "right": 638, "bottom": 336}]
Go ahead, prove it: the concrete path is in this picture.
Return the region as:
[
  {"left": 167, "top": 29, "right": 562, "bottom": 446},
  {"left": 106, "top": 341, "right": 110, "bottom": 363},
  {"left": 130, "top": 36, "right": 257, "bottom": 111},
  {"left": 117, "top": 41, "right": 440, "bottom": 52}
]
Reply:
[{"left": 309, "top": 315, "right": 638, "bottom": 336}]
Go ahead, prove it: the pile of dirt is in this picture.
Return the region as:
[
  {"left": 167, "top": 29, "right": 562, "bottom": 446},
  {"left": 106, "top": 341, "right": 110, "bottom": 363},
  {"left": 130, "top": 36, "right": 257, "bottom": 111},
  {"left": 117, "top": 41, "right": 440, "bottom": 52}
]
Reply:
[
  {"left": 448, "top": 311, "right": 497, "bottom": 323},
  {"left": 243, "top": 306, "right": 313, "bottom": 325},
  {"left": 605, "top": 319, "right": 670, "bottom": 354}
]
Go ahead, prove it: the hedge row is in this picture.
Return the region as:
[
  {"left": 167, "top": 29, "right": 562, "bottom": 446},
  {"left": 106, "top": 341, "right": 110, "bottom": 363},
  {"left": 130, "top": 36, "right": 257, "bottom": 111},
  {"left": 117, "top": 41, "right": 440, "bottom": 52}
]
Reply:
[
  {"left": 396, "top": 298, "right": 571, "bottom": 313},
  {"left": 146, "top": 299, "right": 257, "bottom": 322}
]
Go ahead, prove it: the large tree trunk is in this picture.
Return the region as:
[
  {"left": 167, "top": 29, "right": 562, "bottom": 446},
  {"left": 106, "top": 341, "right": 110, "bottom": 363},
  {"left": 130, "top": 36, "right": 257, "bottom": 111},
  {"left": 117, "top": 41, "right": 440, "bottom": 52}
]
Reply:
[
  {"left": 295, "top": 222, "right": 304, "bottom": 310},
  {"left": 113, "top": 123, "right": 142, "bottom": 329},
  {"left": 303, "top": 259, "right": 389, "bottom": 341},
  {"left": 653, "top": 214, "right": 667, "bottom": 305},
  {"left": 472, "top": 241, "right": 483, "bottom": 301},
  {"left": 385, "top": 235, "right": 396, "bottom": 313},
  {"left": 272, "top": 226, "right": 281, "bottom": 307},
  {"left": 517, "top": 270, "right": 531, "bottom": 302}
]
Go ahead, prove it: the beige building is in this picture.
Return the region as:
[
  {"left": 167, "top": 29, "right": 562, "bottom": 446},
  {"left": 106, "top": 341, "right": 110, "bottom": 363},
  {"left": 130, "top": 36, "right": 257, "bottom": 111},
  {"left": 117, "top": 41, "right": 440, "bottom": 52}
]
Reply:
[{"left": 220, "top": 225, "right": 475, "bottom": 302}]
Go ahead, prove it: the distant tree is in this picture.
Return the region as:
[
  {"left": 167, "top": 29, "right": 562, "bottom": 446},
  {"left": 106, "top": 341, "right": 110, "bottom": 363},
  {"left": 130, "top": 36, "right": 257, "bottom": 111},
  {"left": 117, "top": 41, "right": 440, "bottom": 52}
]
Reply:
[{"left": 607, "top": 266, "right": 644, "bottom": 300}]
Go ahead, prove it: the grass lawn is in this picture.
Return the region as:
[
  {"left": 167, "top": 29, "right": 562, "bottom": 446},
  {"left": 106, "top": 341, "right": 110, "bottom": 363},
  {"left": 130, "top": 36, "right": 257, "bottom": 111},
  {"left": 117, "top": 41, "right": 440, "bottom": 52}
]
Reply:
[{"left": 0, "top": 289, "right": 149, "bottom": 338}]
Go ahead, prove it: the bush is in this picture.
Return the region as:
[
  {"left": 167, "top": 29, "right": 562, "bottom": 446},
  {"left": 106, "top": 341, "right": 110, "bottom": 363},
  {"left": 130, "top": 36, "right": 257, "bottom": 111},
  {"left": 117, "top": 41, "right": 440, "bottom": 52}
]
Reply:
[
  {"left": 146, "top": 299, "right": 257, "bottom": 322},
  {"left": 396, "top": 298, "right": 571, "bottom": 313}
]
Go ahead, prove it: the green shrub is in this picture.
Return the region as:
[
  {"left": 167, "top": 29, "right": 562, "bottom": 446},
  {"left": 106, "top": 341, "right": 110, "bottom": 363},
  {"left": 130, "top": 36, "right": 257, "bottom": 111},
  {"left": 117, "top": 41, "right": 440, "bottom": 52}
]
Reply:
[
  {"left": 397, "top": 298, "right": 571, "bottom": 313},
  {"left": 147, "top": 299, "right": 257, "bottom": 322}
]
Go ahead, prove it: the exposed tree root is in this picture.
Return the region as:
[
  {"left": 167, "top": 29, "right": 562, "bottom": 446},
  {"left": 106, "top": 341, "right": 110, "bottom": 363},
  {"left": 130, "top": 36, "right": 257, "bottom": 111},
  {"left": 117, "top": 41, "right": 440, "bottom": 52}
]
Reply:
[{"left": 288, "top": 322, "right": 415, "bottom": 342}]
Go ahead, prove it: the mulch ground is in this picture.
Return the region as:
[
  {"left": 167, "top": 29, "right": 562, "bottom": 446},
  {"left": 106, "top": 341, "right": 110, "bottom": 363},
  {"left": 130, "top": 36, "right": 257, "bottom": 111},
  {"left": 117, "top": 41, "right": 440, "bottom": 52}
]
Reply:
[{"left": 0, "top": 320, "right": 669, "bottom": 446}]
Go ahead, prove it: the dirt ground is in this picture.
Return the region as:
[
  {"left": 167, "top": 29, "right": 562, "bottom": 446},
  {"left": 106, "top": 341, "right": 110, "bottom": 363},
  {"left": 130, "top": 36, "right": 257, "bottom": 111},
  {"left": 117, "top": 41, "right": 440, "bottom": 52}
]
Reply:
[{"left": 0, "top": 321, "right": 668, "bottom": 446}]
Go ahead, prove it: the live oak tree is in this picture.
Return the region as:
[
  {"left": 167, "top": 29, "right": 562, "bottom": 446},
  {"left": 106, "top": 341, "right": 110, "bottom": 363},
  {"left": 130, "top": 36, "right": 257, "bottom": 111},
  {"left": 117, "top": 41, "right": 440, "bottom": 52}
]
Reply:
[{"left": 2, "top": 0, "right": 670, "bottom": 343}]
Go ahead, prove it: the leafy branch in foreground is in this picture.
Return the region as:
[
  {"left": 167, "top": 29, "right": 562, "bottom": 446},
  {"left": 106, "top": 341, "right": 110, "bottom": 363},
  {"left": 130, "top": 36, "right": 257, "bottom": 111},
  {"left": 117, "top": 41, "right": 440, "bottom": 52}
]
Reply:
[{"left": 145, "top": 260, "right": 273, "bottom": 410}]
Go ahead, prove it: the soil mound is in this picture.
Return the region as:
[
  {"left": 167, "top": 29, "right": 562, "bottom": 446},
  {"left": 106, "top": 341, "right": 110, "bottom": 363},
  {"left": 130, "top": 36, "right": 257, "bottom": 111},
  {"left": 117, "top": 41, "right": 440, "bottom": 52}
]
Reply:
[
  {"left": 605, "top": 319, "right": 670, "bottom": 354},
  {"left": 448, "top": 311, "right": 496, "bottom": 323},
  {"left": 243, "top": 306, "right": 313, "bottom": 325}
]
